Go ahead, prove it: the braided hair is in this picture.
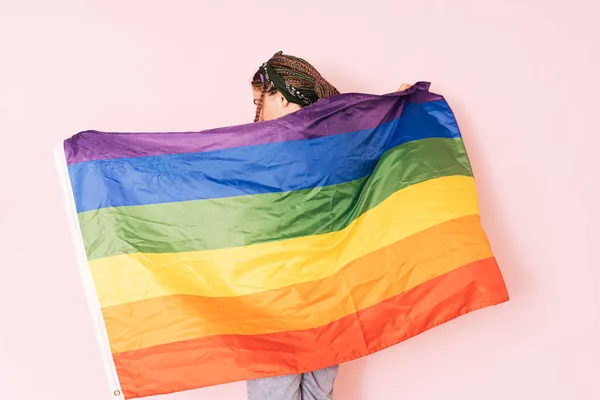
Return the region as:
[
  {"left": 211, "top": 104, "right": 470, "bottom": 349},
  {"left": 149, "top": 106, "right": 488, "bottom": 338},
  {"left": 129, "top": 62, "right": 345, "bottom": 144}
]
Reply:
[{"left": 252, "top": 51, "right": 340, "bottom": 122}]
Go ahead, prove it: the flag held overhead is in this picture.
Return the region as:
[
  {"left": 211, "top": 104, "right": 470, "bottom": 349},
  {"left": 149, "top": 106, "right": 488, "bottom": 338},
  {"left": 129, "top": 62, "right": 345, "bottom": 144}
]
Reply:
[{"left": 63, "top": 82, "right": 509, "bottom": 399}]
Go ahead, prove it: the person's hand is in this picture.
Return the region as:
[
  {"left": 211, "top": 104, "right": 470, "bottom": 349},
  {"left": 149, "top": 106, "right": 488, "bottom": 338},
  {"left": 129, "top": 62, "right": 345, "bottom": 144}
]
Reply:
[{"left": 396, "top": 83, "right": 412, "bottom": 92}]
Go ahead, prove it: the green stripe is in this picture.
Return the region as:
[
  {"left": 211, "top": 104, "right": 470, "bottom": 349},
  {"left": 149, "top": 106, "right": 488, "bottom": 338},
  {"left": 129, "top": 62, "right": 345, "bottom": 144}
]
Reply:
[{"left": 80, "top": 138, "right": 472, "bottom": 260}]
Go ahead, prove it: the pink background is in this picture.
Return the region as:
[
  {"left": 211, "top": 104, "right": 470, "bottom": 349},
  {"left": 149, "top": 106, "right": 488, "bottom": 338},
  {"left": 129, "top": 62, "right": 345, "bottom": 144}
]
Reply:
[{"left": 1, "top": 1, "right": 599, "bottom": 399}]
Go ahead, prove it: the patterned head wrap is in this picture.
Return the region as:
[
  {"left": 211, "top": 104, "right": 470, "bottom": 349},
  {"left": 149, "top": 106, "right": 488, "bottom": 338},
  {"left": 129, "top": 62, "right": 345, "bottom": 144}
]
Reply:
[
  {"left": 252, "top": 51, "right": 340, "bottom": 121},
  {"left": 259, "top": 62, "right": 316, "bottom": 106}
]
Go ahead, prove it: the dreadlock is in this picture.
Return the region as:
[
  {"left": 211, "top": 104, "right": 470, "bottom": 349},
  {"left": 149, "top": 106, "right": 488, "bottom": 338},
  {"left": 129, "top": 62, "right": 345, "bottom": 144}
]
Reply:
[{"left": 252, "top": 51, "right": 340, "bottom": 122}]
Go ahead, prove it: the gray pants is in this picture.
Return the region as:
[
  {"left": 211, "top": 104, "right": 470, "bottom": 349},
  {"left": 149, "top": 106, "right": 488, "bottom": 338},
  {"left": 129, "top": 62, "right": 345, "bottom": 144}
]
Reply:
[{"left": 246, "top": 366, "right": 339, "bottom": 400}]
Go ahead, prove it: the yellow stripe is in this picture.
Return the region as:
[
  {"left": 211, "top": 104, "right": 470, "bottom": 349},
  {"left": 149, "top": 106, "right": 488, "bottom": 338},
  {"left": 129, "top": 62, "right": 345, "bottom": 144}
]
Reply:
[
  {"left": 104, "top": 216, "right": 493, "bottom": 352},
  {"left": 91, "top": 175, "right": 480, "bottom": 307}
]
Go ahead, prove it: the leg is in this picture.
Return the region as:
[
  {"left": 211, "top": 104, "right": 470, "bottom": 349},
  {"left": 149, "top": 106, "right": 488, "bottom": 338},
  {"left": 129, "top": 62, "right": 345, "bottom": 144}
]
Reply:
[
  {"left": 301, "top": 365, "right": 339, "bottom": 400},
  {"left": 246, "top": 374, "right": 302, "bottom": 400}
]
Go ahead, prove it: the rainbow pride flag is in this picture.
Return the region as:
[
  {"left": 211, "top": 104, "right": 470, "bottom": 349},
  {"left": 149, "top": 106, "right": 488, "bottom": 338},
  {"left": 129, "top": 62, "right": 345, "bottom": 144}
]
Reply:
[{"left": 60, "top": 82, "right": 508, "bottom": 399}]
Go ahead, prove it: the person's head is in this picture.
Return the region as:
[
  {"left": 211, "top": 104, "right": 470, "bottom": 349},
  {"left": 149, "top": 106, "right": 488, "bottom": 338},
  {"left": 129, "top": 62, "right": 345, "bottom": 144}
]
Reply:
[{"left": 252, "top": 51, "right": 339, "bottom": 122}]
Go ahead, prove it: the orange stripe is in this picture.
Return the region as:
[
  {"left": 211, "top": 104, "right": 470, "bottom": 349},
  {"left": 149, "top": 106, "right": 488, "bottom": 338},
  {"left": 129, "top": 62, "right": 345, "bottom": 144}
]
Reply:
[
  {"left": 105, "top": 215, "right": 493, "bottom": 353},
  {"left": 114, "top": 257, "right": 509, "bottom": 399}
]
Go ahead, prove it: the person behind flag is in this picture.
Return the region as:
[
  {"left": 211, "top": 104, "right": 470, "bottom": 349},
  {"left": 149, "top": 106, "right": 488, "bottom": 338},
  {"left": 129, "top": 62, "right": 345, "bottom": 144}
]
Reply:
[
  {"left": 251, "top": 51, "right": 340, "bottom": 123},
  {"left": 246, "top": 51, "right": 411, "bottom": 400},
  {"left": 247, "top": 51, "right": 341, "bottom": 400}
]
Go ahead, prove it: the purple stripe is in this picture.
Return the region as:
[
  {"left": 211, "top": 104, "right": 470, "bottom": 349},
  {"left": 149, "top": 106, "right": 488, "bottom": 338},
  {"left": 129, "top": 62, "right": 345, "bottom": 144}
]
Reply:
[{"left": 64, "top": 82, "right": 442, "bottom": 165}]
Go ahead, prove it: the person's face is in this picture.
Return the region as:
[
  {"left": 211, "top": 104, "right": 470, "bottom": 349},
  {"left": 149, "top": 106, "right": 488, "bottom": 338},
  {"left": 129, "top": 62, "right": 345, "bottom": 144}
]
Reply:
[{"left": 253, "top": 87, "right": 301, "bottom": 121}]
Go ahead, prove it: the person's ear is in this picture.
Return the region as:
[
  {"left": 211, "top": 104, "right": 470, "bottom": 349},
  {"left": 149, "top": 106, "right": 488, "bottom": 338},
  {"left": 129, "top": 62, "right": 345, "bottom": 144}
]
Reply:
[{"left": 281, "top": 95, "right": 290, "bottom": 107}]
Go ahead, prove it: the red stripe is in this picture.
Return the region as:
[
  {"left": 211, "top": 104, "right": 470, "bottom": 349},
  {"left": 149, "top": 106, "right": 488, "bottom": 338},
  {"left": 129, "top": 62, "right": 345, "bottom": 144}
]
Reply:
[{"left": 113, "top": 257, "right": 508, "bottom": 398}]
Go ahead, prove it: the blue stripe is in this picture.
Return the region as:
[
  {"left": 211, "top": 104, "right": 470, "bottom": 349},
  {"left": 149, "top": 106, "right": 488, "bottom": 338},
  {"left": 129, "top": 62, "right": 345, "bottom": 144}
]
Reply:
[{"left": 69, "top": 100, "right": 460, "bottom": 213}]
